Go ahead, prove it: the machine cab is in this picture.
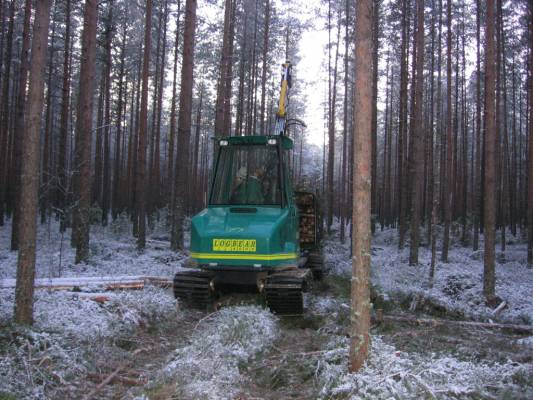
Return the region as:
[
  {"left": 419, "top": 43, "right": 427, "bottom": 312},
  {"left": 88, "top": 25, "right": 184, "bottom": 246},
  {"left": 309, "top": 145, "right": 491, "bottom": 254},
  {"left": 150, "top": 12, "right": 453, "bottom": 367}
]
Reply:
[
  {"left": 210, "top": 136, "right": 293, "bottom": 208},
  {"left": 188, "top": 135, "right": 299, "bottom": 269}
]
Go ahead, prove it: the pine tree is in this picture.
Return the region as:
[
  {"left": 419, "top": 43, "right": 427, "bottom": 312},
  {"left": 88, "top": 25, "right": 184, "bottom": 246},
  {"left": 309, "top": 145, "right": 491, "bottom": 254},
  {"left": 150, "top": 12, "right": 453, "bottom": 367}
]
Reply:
[
  {"left": 171, "top": 0, "right": 197, "bottom": 250},
  {"left": 527, "top": 3, "right": 533, "bottom": 267},
  {"left": 483, "top": 0, "right": 497, "bottom": 298},
  {"left": 72, "top": 0, "right": 99, "bottom": 263},
  {"left": 136, "top": 0, "right": 154, "bottom": 250},
  {"left": 408, "top": 0, "right": 425, "bottom": 265},
  {"left": 14, "top": 0, "right": 52, "bottom": 325},
  {"left": 350, "top": 0, "right": 373, "bottom": 373}
]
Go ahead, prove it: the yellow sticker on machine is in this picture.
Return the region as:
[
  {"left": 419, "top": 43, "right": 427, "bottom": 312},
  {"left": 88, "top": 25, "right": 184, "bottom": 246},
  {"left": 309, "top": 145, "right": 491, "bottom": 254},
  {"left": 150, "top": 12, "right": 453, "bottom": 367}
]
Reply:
[{"left": 212, "top": 239, "right": 256, "bottom": 252}]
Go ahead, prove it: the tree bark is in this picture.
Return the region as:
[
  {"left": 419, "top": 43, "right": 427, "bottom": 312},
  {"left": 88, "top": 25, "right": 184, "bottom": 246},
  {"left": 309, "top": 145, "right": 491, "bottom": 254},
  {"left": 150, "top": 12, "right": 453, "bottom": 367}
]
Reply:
[
  {"left": 40, "top": 6, "right": 57, "bottom": 225},
  {"left": 136, "top": 0, "right": 153, "bottom": 250},
  {"left": 327, "top": 10, "right": 341, "bottom": 233},
  {"left": 259, "top": 0, "right": 270, "bottom": 136},
  {"left": 483, "top": 0, "right": 497, "bottom": 297},
  {"left": 113, "top": 25, "right": 127, "bottom": 219},
  {"left": 350, "top": 0, "right": 372, "bottom": 373},
  {"left": 409, "top": 0, "right": 425, "bottom": 266},
  {"left": 10, "top": 0, "right": 32, "bottom": 250},
  {"left": 14, "top": 0, "right": 52, "bottom": 325},
  {"left": 397, "top": 0, "right": 409, "bottom": 247},
  {"left": 214, "top": 0, "right": 233, "bottom": 138},
  {"left": 0, "top": 0, "right": 15, "bottom": 226},
  {"left": 72, "top": 0, "right": 98, "bottom": 263},
  {"left": 473, "top": 0, "right": 481, "bottom": 251},
  {"left": 442, "top": 0, "right": 453, "bottom": 263},
  {"left": 168, "top": 0, "right": 181, "bottom": 205},
  {"left": 102, "top": 1, "right": 114, "bottom": 225},
  {"left": 527, "top": 3, "right": 533, "bottom": 268},
  {"left": 340, "top": 0, "right": 350, "bottom": 243},
  {"left": 370, "top": 0, "right": 379, "bottom": 234},
  {"left": 171, "top": 0, "right": 197, "bottom": 250},
  {"left": 57, "top": 0, "right": 71, "bottom": 233}
]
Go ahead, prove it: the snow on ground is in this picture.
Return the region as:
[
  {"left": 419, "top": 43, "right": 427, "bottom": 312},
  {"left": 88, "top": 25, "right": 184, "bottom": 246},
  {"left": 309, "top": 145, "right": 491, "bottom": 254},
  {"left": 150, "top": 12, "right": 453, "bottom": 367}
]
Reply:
[
  {"left": 0, "top": 214, "right": 188, "bottom": 280},
  {"left": 1, "top": 218, "right": 532, "bottom": 399},
  {"left": 325, "top": 223, "right": 533, "bottom": 325},
  {"left": 162, "top": 306, "right": 279, "bottom": 400},
  {"left": 317, "top": 333, "right": 530, "bottom": 399},
  {"left": 0, "top": 286, "right": 178, "bottom": 399},
  {"left": 308, "top": 295, "right": 532, "bottom": 400}
]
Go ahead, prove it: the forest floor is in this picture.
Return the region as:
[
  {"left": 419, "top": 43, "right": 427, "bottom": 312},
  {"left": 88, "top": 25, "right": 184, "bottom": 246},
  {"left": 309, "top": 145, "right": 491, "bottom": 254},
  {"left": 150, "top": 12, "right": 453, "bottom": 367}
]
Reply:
[{"left": 0, "top": 217, "right": 532, "bottom": 399}]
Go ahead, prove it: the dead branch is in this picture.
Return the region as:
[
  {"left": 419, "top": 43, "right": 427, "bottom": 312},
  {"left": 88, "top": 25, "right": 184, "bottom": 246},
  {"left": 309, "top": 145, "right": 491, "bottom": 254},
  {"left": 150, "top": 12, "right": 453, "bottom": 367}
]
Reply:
[
  {"left": 82, "top": 347, "right": 149, "bottom": 400},
  {"left": 380, "top": 314, "right": 533, "bottom": 334},
  {"left": 87, "top": 372, "right": 146, "bottom": 387}
]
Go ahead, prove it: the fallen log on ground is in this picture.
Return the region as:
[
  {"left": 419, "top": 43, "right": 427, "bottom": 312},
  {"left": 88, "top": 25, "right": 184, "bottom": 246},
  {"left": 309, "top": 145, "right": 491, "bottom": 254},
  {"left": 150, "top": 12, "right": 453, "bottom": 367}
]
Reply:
[
  {"left": 378, "top": 314, "right": 533, "bottom": 334},
  {"left": 0, "top": 275, "right": 173, "bottom": 291}
]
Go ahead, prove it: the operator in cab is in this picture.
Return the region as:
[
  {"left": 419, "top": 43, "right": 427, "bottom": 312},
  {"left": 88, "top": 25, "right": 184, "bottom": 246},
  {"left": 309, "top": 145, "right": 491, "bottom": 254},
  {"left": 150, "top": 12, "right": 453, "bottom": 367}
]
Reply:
[{"left": 230, "top": 166, "right": 266, "bottom": 204}]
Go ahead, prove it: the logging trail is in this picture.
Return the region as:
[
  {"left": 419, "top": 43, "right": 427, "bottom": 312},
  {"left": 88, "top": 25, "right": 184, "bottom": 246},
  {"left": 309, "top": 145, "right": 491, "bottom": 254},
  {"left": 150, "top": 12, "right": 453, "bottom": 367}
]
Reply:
[{"left": 1, "top": 220, "right": 532, "bottom": 399}]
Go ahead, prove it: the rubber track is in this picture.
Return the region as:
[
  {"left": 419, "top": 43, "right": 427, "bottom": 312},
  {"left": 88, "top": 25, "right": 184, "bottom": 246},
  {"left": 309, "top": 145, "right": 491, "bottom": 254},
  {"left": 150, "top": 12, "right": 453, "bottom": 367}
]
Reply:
[
  {"left": 265, "top": 274, "right": 304, "bottom": 315},
  {"left": 307, "top": 252, "right": 325, "bottom": 280},
  {"left": 173, "top": 271, "right": 213, "bottom": 309}
]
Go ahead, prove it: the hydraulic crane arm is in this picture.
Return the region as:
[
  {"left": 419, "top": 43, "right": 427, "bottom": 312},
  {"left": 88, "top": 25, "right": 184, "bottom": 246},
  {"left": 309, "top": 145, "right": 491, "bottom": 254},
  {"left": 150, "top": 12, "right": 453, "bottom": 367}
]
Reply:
[{"left": 274, "top": 61, "right": 292, "bottom": 136}]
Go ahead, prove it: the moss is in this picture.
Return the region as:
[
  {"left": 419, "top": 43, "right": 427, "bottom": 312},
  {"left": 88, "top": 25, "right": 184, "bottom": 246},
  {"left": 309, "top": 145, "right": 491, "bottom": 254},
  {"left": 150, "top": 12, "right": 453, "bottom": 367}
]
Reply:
[
  {"left": 144, "top": 380, "right": 179, "bottom": 400},
  {"left": 0, "top": 392, "right": 18, "bottom": 400},
  {"left": 320, "top": 273, "right": 351, "bottom": 300}
]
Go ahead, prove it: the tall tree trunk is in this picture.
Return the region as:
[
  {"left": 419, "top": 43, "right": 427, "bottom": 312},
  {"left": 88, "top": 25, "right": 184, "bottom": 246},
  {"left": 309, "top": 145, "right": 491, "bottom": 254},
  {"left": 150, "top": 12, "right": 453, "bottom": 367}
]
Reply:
[
  {"left": 57, "top": 0, "right": 71, "bottom": 233},
  {"left": 136, "top": 0, "right": 153, "bottom": 250},
  {"left": 72, "top": 0, "right": 98, "bottom": 263},
  {"left": 370, "top": 0, "right": 379, "bottom": 234},
  {"left": 14, "top": 0, "right": 52, "bottom": 325},
  {"left": 483, "top": 0, "right": 497, "bottom": 297},
  {"left": 409, "top": 0, "right": 425, "bottom": 265},
  {"left": 192, "top": 86, "right": 204, "bottom": 211},
  {"left": 0, "top": 0, "right": 15, "bottom": 226},
  {"left": 171, "top": 0, "right": 197, "bottom": 250},
  {"left": 340, "top": 0, "right": 350, "bottom": 243},
  {"left": 527, "top": 3, "right": 533, "bottom": 268},
  {"left": 473, "top": 0, "right": 481, "bottom": 251},
  {"left": 153, "top": 0, "right": 168, "bottom": 211},
  {"left": 168, "top": 0, "right": 181, "bottom": 205},
  {"left": 112, "top": 25, "right": 127, "bottom": 219},
  {"left": 235, "top": 8, "right": 248, "bottom": 138},
  {"left": 327, "top": 11, "right": 341, "bottom": 232},
  {"left": 222, "top": 0, "right": 236, "bottom": 136},
  {"left": 41, "top": 6, "right": 57, "bottom": 225},
  {"left": 442, "top": 0, "right": 453, "bottom": 262},
  {"left": 350, "top": 0, "right": 372, "bottom": 373},
  {"left": 397, "top": 0, "right": 409, "bottom": 247},
  {"left": 259, "top": 0, "right": 270, "bottom": 136},
  {"left": 102, "top": 1, "right": 114, "bottom": 225},
  {"left": 10, "top": 0, "right": 32, "bottom": 250},
  {"left": 214, "top": 0, "right": 233, "bottom": 138},
  {"left": 92, "top": 78, "right": 105, "bottom": 210}
]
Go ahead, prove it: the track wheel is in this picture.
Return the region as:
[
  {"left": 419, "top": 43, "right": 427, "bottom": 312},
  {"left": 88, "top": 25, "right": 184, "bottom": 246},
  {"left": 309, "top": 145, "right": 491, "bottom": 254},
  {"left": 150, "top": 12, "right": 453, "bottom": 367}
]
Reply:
[
  {"left": 265, "top": 273, "right": 304, "bottom": 315},
  {"left": 307, "top": 252, "right": 325, "bottom": 280},
  {"left": 173, "top": 271, "right": 213, "bottom": 310}
]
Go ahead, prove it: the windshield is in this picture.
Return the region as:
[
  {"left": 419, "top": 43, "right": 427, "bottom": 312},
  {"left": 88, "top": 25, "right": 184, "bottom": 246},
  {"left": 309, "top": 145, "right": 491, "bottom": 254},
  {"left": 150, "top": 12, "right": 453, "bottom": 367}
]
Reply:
[{"left": 210, "top": 145, "right": 282, "bottom": 206}]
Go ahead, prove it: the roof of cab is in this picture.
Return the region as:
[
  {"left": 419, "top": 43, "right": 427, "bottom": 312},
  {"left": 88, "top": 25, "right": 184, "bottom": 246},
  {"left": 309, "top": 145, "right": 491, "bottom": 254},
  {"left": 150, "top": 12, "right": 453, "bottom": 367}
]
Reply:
[{"left": 218, "top": 135, "right": 293, "bottom": 150}]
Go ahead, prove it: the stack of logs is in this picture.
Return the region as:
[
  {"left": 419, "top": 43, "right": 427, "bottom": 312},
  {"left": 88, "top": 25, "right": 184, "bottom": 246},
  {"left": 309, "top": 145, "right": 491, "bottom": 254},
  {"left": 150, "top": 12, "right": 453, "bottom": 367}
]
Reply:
[{"left": 295, "top": 192, "right": 317, "bottom": 248}]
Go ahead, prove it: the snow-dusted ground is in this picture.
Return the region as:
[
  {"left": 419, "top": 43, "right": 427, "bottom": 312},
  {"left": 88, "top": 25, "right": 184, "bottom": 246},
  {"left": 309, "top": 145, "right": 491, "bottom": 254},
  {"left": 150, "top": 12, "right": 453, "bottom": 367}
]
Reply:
[
  {"left": 326, "top": 224, "right": 533, "bottom": 326},
  {"left": 0, "top": 214, "right": 188, "bottom": 280},
  {"left": 1, "top": 218, "right": 532, "bottom": 399},
  {"left": 163, "top": 306, "right": 279, "bottom": 399},
  {"left": 308, "top": 295, "right": 532, "bottom": 399},
  {"left": 0, "top": 286, "right": 178, "bottom": 399}
]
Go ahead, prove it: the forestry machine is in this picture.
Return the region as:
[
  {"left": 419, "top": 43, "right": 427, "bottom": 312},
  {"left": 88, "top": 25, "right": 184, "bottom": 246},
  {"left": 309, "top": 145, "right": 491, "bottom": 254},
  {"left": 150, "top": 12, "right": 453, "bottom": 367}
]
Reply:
[{"left": 173, "top": 61, "right": 324, "bottom": 315}]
